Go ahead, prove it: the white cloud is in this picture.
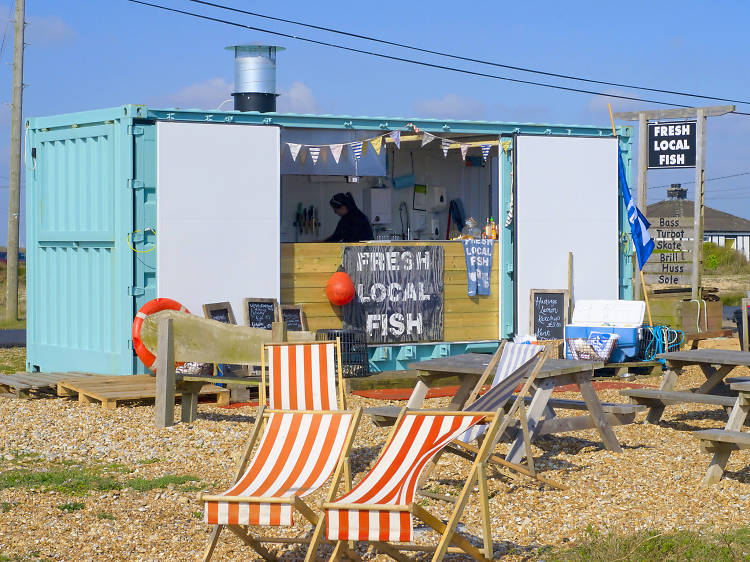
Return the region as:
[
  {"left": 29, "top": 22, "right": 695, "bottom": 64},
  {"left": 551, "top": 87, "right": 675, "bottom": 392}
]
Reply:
[
  {"left": 151, "top": 78, "right": 233, "bottom": 110},
  {"left": 26, "top": 14, "right": 76, "bottom": 46},
  {"left": 412, "top": 94, "right": 485, "bottom": 120},
  {"left": 277, "top": 81, "right": 318, "bottom": 114}
]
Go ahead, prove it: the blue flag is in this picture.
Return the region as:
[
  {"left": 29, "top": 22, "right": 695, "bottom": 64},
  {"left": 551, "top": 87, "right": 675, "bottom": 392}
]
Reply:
[{"left": 619, "top": 148, "right": 654, "bottom": 270}]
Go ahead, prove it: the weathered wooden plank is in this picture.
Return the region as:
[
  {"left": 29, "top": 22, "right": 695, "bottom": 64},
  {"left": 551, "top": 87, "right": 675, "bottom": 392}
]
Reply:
[
  {"left": 621, "top": 388, "right": 737, "bottom": 407},
  {"left": 695, "top": 429, "right": 750, "bottom": 449},
  {"left": 642, "top": 262, "right": 693, "bottom": 275},
  {"left": 613, "top": 105, "right": 734, "bottom": 121},
  {"left": 656, "top": 349, "right": 750, "bottom": 366}
]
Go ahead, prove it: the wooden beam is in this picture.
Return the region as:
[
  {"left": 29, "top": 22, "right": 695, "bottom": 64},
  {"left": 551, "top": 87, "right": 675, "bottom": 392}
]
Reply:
[
  {"left": 154, "top": 318, "right": 176, "bottom": 428},
  {"left": 613, "top": 105, "right": 734, "bottom": 121}
]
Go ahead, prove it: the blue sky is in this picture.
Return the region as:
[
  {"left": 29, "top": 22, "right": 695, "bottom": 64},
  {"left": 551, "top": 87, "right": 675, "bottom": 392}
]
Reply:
[{"left": 0, "top": 0, "right": 748, "bottom": 245}]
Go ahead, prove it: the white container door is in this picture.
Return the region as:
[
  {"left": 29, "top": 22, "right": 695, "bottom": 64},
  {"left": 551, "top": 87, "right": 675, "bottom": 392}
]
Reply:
[
  {"left": 515, "top": 135, "right": 619, "bottom": 336},
  {"left": 156, "top": 122, "right": 281, "bottom": 317}
]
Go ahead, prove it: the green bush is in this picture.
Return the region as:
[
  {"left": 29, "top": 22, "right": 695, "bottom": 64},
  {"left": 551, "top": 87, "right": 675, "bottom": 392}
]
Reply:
[{"left": 703, "top": 242, "right": 750, "bottom": 275}]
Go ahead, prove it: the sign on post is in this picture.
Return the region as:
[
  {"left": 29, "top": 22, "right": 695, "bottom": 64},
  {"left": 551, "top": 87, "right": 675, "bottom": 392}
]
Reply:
[
  {"left": 645, "top": 213, "right": 694, "bottom": 286},
  {"left": 648, "top": 121, "right": 696, "bottom": 168},
  {"left": 342, "top": 245, "right": 444, "bottom": 343}
]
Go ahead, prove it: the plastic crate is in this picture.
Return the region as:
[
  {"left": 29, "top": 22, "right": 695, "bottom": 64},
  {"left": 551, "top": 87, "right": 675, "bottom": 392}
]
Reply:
[
  {"left": 316, "top": 329, "right": 369, "bottom": 378},
  {"left": 566, "top": 332, "right": 619, "bottom": 362}
]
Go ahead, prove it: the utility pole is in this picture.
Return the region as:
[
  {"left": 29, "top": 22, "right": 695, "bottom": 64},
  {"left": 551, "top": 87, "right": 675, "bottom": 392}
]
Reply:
[{"left": 6, "top": 0, "right": 24, "bottom": 321}]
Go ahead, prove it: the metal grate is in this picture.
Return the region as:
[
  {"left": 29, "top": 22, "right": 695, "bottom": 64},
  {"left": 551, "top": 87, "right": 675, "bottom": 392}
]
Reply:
[{"left": 316, "top": 329, "right": 369, "bottom": 378}]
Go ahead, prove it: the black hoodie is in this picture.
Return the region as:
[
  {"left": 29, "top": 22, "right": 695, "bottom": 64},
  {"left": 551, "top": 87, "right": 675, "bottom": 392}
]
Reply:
[{"left": 325, "top": 192, "right": 374, "bottom": 242}]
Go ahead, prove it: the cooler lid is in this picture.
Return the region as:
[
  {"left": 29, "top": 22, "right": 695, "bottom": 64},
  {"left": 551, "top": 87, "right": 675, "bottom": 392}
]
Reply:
[{"left": 570, "top": 300, "right": 645, "bottom": 327}]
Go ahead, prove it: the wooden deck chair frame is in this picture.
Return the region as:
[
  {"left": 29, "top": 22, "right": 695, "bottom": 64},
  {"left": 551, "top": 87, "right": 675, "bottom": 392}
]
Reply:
[
  {"left": 315, "top": 409, "right": 509, "bottom": 562},
  {"left": 200, "top": 406, "right": 363, "bottom": 561},
  {"left": 430, "top": 345, "right": 566, "bottom": 491},
  {"left": 260, "top": 338, "right": 347, "bottom": 410}
]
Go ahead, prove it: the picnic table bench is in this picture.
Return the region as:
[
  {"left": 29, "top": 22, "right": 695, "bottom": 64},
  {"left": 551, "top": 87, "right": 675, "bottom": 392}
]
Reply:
[
  {"left": 684, "top": 329, "right": 733, "bottom": 350},
  {"left": 367, "top": 353, "right": 641, "bottom": 464},
  {"left": 694, "top": 380, "right": 750, "bottom": 483},
  {"left": 621, "top": 349, "right": 750, "bottom": 424}
]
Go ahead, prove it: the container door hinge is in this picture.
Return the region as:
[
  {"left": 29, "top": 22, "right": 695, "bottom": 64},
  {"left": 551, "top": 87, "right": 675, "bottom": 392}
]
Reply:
[
  {"left": 128, "top": 286, "right": 145, "bottom": 297},
  {"left": 127, "top": 339, "right": 134, "bottom": 350},
  {"left": 127, "top": 179, "right": 145, "bottom": 190},
  {"left": 128, "top": 125, "right": 144, "bottom": 136}
]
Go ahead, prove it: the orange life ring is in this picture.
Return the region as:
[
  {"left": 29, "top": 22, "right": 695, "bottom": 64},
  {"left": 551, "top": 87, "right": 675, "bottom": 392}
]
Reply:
[{"left": 132, "top": 298, "right": 189, "bottom": 371}]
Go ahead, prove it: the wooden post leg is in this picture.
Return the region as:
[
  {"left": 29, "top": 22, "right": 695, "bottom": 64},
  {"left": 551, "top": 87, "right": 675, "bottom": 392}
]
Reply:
[
  {"left": 476, "top": 463, "right": 493, "bottom": 559},
  {"left": 202, "top": 525, "right": 223, "bottom": 562},
  {"left": 179, "top": 382, "right": 203, "bottom": 423},
  {"left": 704, "top": 395, "right": 750, "bottom": 484},
  {"left": 696, "top": 365, "right": 733, "bottom": 395},
  {"left": 645, "top": 367, "right": 679, "bottom": 424},
  {"left": 505, "top": 379, "right": 554, "bottom": 465},
  {"left": 577, "top": 373, "right": 622, "bottom": 453},
  {"left": 448, "top": 374, "right": 482, "bottom": 410},
  {"left": 704, "top": 447, "right": 733, "bottom": 484},
  {"left": 155, "top": 318, "right": 176, "bottom": 428},
  {"left": 406, "top": 379, "right": 430, "bottom": 409}
]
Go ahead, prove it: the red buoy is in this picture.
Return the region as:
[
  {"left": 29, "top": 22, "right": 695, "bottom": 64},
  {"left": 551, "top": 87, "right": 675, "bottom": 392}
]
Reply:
[
  {"left": 132, "top": 298, "right": 189, "bottom": 372},
  {"left": 326, "top": 271, "right": 355, "bottom": 306}
]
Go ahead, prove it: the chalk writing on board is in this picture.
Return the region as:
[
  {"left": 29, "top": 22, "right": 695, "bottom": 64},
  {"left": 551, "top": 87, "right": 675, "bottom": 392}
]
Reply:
[
  {"left": 209, "top": 308, "right": 230, "bottom": 324},
  {"left": 246, "top": 300, "right": 277, "bottom": 330},
  {"left": 531, "top": 290, "right": 567, "bottom": 341},
  {"left": 281, "top": 307, "right": 305, "bottom": 331}
]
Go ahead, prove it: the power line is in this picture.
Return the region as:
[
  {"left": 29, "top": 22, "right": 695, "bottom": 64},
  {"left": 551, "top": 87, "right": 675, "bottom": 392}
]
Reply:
[
  {"left": 127, "top": 0, "right": 695, "bottom": 110},
  {"left": 0, "top": 4, "right": 12, "bottom": 62},
  {"left": 188, "top": 0, "right": 750, "bottom": 108},
  {"left": 648, "top": 172, "right": 750, "bottom": 190}
]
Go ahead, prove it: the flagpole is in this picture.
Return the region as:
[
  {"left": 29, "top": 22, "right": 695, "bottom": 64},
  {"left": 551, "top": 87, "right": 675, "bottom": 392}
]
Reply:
[{"left": 609, "top": 103, "right": 654, "bottom": 327}]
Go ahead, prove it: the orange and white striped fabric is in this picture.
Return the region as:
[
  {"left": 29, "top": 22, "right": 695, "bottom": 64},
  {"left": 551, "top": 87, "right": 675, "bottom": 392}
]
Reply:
[
  {"left": 325, "top": 414, "right": 484, "bottom": 542},
  {"left": 267, "top": 342, "right": 338, "bottom": 410},
  {"left": 204, "top": 412, "right": 353, "bottom": 526}
]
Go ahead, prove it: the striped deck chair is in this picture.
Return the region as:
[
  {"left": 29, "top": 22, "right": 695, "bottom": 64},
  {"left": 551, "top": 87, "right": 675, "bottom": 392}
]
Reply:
[
  {"left": 200, "top": 340, "right": 360, "bottom": 561},
  {"left": 441, "top": 343, "right": 566, "bottom": 489},
  {"left": 316, "top": 410, "right": 506, "bottom": 562}
]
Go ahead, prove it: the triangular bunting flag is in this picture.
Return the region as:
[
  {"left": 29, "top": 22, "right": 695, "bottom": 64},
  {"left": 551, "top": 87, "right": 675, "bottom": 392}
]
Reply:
[
  {"left": 288, "top": 143, "right": 302, "bottom": 162},
  {"left": 370, "top": 136, "right": 383, "bottom": 155},
  {"left": 321, "top": 149, "right": 328, "bottom": 164},
  {"left": 441, "top": 139, "right": 451, "bottom": 158},
  {"left": 481, "top": 144, "right": 491, "bottom": 161},
  {"left": 351, "top": 141, "right": 363, "bottom": 160},
  {"left": 389, "top": 130, "right": 401, "bottom": 149},
  {"left": 422, "top": 132, "right": 436, "bottom": 147},
  {"left": 330, "top": 144, "right": 343, "bottom": 164},
  {"left": 460, "top": 143, "right": 469, "bottom": 161},
  {"left": 362, "top": 141, "right": 368, "bottom": 156},
  {"left": 308, "top": 146, "right": 321, "bottom": 165},
  {"left": 299, "top": 148, "right": 307, "bottom": 164},
  {"left": 406, "top": 122, "right": 422, "bottom": 134}
]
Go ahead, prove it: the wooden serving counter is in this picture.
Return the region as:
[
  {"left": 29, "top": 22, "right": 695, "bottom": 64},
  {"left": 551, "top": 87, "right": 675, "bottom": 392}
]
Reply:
[{"left": 280, "top": 241, "right": 499, "bottom": 342}]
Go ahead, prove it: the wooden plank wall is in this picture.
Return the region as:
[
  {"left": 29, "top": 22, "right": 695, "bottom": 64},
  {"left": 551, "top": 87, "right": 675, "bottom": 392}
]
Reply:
[{"left": 281, "top": 242, "right": 499, "bottom": 342}]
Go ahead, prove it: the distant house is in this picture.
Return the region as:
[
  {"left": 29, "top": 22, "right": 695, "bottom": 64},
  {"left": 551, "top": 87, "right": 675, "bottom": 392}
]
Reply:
[{"left": 647, "top": 184, "right": 750, "bottom": 260}]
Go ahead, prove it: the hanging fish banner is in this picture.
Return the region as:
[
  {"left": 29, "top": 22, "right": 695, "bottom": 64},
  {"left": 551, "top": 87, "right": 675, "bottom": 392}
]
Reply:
[{"left": 342, "top": 245, "right": 444, "bottom": 343}]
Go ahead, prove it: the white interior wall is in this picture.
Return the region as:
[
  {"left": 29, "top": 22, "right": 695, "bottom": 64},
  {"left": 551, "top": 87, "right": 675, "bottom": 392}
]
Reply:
[
  {"left": 280, "top": 140, "right": 498, "bottom": 241},
  {"left": 157, "top": 122, "right": 281, "bottom": 316},
  {"left": 515, "top": 135, "right": 619, "bottom": 336}
]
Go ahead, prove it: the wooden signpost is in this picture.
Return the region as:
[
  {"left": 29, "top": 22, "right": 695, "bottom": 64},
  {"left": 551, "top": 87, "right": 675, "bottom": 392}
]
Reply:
[
  {"left": 643, "top": 214, "right": 694, "bottom": 286},
  {"left": 613, "top": 105, "right": 734, "bottom": 300}
]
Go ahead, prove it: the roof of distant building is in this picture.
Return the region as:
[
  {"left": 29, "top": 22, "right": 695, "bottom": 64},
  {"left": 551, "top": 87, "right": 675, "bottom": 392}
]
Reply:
[{"left": 647, "top": 199, "right": 750, "bottom": 233}]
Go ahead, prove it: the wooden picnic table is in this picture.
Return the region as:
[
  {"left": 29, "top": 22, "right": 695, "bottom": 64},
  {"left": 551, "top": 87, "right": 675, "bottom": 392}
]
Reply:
[
  {"left": 694, "top": 381, "right": 750, "bottom": 483},
  {"left": 621, "top": 349, "right": 750, "bottom": 424},
  {"left": 383, "top": 354, "right": 634, "bottom": 464}
]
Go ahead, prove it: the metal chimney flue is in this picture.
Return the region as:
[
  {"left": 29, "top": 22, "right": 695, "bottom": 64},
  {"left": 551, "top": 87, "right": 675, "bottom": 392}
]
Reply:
[{"left": 226, "top": 44, "right": 285, "bottom": 112}]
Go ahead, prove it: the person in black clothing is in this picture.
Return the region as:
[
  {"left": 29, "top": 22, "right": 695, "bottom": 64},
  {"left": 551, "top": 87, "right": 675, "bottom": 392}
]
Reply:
[{"left": 325, "top": 192, "right": 374, "bottom": 242}]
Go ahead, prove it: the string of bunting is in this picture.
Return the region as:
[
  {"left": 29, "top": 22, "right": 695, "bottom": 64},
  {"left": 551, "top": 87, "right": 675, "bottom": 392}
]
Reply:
[{"left": 283, "top": 123, "right": 511, "bottom": 165}]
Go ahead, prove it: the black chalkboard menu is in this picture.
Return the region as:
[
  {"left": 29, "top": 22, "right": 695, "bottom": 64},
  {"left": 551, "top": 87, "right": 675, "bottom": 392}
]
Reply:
[
  {"left": 202, "top": 302, "right": 236, "bottom": 325},
  {"left": 281, "top": 305, "right": 308, "bottom": 332},
  {"left": 243, "top": 298, "right": 280, "bottom": 330},
  {"left": 530, "top": 289, "right": 569, "bottom": 341}
]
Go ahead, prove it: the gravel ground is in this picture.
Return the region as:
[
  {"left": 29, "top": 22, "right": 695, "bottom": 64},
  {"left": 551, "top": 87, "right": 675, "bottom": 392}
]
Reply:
[{"left": 1, "top": 338, "right": 749, "bottom": 561}]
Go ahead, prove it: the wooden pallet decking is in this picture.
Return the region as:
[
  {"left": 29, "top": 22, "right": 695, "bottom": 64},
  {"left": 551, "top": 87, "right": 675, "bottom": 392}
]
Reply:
[
  {"left": 57, "top": 375, "right": 231, "bottom": 410},
  {"left": 0, "top": 372, "right": 99, "bottom": 398}
]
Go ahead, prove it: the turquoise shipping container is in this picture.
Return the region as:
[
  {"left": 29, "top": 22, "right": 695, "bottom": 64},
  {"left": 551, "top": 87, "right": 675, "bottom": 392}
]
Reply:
[{"left": 25, "top": 105, "right": 634, "bottom": 375}]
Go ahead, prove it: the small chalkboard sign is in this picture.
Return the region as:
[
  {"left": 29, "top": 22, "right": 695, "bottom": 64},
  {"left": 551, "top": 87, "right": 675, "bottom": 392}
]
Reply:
[
  {"left": 281, "top": 305, "right": 308, "bottom": 332},
  {"left": 529, "top": 289, "right": 568, "bottom": 341},
  {"left": 243, "top": 298, "right": 280, "bottom": 330},
  {"left": 202, "top": 302, "right": 236, "bottom": 325}
]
